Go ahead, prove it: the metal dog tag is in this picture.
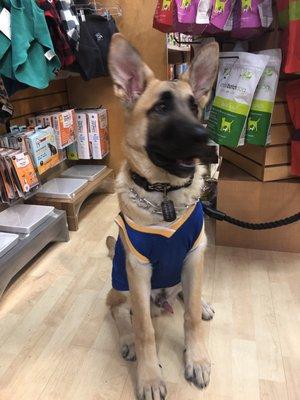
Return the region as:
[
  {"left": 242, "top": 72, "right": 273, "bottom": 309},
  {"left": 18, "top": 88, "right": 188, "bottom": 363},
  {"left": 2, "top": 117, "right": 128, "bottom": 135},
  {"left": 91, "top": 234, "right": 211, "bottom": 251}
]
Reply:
[{"left": 161, "top": 199, "right": 176, "bottom": 222}]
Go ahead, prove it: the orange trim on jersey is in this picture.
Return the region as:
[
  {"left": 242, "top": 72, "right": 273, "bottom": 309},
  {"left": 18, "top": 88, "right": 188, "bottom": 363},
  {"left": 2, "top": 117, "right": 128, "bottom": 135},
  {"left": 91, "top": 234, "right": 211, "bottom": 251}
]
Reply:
[
  {"left": 115, "top": 215, "right": 150, "bottom": 264},
  {"left": 123, "top": 204, "right": 197, "bottom": 238},
  {"left": 191, "top": 225, "right": 205, "bottom": 250}
]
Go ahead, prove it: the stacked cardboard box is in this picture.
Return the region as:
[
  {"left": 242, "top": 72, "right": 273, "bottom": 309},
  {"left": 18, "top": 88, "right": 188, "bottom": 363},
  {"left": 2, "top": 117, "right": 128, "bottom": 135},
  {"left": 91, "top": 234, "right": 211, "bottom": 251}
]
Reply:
[{"left": 216, "top": 161, "right": 300, "bottom": 253}]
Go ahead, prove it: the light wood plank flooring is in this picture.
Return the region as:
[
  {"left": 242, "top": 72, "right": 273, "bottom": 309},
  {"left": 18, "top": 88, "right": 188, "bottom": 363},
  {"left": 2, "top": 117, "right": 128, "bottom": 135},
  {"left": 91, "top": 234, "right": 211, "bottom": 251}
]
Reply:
[{"left": 0, "top": 194, "right": 299, "bottom": 400}]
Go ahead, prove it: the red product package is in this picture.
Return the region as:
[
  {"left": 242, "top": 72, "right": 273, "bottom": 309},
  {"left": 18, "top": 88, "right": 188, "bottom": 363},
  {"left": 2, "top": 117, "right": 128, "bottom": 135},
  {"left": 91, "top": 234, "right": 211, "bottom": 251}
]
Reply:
[
  {"left": 277, "top": 0, "right": 300, "bottom": 74},
  {"left": 153, "top": 0, "right": 175, "bottom": 32},
  {"left": 286, "top": 79, "right": 300, "bottom": 129},
  {"left": 291, "top": 131, "right": 300, "bottom": 176}
]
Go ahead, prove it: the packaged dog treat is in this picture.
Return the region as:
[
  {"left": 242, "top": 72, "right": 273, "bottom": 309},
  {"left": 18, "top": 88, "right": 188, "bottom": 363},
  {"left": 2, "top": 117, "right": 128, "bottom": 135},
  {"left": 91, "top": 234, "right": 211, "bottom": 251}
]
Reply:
[
  {"left": 175, "top": 0, "right": 198, "bottom": 23},
  {"left": 232, "top": 0, "right": 261, "bottom": 38},
  {"left": 258, "top": 0, "right": 273, "bottom": 28},
  {"left": 196, "top": 0, "right": 212, "bottom": 25},
  {"left": 210, "top": 0, "right": 235, "bottom": 31},
  {"left": 153, "top": 0, "right": 175, "bottom": 32},
  {"left": 247, "top": 49, "right": 282, "bottom": 146},
  {"left": 208, "top": 51, "right": 270, "bottom": 147}
]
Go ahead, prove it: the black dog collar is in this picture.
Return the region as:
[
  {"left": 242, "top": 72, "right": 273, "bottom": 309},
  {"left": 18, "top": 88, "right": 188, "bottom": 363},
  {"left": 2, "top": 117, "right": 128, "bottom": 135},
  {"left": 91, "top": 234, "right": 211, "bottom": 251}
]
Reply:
[
  {"left": 130, "top": 170, "right": 195, "bottom": 222},
  {"left": 130, "top": 170, "right": 194, "bottom": 193}
]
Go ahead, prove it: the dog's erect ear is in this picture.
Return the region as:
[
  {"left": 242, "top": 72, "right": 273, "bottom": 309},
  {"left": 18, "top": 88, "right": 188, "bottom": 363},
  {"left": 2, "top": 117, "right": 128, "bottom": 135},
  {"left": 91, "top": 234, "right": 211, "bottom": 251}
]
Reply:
[
  {"left": 108, "top": 33, "right": 155, "bottom": 105},
  {"left": 182, "top": 42, "right": 219, "bottom": 108}
]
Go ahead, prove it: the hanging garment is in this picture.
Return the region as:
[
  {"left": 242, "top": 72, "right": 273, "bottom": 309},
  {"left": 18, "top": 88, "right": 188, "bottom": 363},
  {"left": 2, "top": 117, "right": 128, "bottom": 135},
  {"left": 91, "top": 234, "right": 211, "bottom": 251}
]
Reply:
[
  {"left": 56, "top": 0, "right": 80, "bottom": 50},
  {"left": 277, "top": 0, "right": 300, "bottom": 74},
  {"left": 0, "top": 76, "right": 13, "bottom": 123},
  {"left": 112, "top": 202, "right": 205, "bottom": 291},
  {"left": 74, "top": 14, "right": 118, "bottom": 80},
  {"left": 0, "top": 0, "right": 61, "bottom": 89},
  {"left": 38, "top": 0, "right": 75, "bottom": 68}
]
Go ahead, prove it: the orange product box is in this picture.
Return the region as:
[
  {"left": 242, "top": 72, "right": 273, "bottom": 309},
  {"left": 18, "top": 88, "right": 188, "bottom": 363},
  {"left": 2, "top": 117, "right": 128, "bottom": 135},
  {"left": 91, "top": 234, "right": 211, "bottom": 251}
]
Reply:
[
  {"left": 87, "top": 108, "right": 109, "bottom": 160},
  {"left": 11, "top": 151, "right": 40, "bottom": 193},
  {"left": 52, "top": 109, "right": 76, "bottom": 149}
]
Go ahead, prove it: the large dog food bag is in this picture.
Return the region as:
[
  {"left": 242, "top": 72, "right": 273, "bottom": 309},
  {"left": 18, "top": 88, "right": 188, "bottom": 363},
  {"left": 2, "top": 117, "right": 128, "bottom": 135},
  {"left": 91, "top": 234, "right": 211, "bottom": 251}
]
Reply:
[
  {"left": 246, "top": 49, "right": 282, "bottom": 146},
  {"left": 208, "top": 51, "right": 269, "bottom": 147}
]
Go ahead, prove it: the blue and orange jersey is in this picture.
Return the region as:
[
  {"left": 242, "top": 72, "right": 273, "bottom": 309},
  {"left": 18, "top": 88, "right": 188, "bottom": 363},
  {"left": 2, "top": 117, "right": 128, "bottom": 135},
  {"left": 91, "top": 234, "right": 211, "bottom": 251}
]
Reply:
[{"left": 112, "top": 201, "right": 205, "bottom": 291}]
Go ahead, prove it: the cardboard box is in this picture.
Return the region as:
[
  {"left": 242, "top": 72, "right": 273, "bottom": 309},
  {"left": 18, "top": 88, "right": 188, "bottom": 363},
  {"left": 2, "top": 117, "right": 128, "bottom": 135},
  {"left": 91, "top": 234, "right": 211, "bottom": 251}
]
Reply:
[
  {"left": 51, "top": 109, "right": 76, "bottom": 149},
  {"left": 75, "top": 112, "right": 91, "bottom": 159},
  {"left": 87, "top": 109, "right": 109, "bottom": 160},
  {"left": 220, "top": 146, "right": 292, "bottom": 181},
  {"left": 26, "top": 127, "right": 60, "bottom": 175},
  {"left": 216, "top": 161, "right": 300, "bottom": 253}
]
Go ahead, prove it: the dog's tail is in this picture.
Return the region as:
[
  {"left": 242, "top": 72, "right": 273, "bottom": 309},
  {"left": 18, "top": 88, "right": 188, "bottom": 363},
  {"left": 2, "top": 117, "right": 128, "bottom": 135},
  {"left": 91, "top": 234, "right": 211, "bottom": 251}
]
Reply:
[{"left": 106, "top": 236, "right": 116, "bottom": 259}]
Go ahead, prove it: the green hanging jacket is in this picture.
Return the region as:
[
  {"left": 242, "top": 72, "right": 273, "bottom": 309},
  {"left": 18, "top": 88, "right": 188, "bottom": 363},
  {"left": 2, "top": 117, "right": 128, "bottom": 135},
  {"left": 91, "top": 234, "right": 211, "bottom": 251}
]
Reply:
[{"left": 0, "top": 0, "right": 61, "bottom": 89}]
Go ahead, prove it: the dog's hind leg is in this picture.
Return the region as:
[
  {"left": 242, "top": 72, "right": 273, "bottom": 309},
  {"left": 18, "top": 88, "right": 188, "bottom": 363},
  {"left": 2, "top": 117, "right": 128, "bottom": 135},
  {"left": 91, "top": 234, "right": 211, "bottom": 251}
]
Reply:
[
  {"left": 178, "top": 292, "right": 215, "bottom": 321},
  {"left": 106, "top": 289, "right": 136, "bottom": 361}
]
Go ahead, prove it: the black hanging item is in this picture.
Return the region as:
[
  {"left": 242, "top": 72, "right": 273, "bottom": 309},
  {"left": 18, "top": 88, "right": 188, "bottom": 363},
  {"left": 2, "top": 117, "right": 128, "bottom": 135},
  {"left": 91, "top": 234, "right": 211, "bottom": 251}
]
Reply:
[
  {"left": 161, "top": 186, "right": 177, "bottom": 222},
  {"left": 71, "top": 13, "right": 118, "bottom": 80}
]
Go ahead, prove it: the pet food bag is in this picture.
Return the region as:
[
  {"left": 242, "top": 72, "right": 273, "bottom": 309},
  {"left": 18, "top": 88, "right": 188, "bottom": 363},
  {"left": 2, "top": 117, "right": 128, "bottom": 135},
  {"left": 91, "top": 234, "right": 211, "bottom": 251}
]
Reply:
[
  {"left": 232, "top": 0, "right": 262, "bottom": 38},
  {"left": 175, "top": 0, "right": 198, "bottom": 23},
  {"left": 196, "top": 0, "right": 212, "bottom": 24},
  {"left": 208, "top": 51, "right": 270, "bottom": 147},
  {"left": 247, "top": 49, "right": 282, "bottom": 146},
  {"left": 258, "top": 0, "right": 273, "bottom": 28},
  {"left": 209, "top": 0, "right": 235, "bottom": 31},
  {"left": 153, "top": 0, "right": 175, "bottom": 32}
]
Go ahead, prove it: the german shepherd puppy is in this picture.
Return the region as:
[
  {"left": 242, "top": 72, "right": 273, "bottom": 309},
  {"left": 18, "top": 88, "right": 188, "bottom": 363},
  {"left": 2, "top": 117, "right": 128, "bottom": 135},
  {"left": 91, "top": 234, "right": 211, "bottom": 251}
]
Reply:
[{"left": 106, "top": 33, "right": 219, "bottom": 399}]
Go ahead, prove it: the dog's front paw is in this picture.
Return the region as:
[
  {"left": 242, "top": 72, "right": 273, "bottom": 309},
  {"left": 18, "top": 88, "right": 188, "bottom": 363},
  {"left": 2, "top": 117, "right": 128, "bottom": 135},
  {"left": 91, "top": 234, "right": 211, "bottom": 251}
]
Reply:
[
  {"left": 120, "top": 334, "right": 136, "bottom": 361},
  {"left": 184, "top": 348, "right": 211, "bottom": 389},
  {"left": 201, "top": 300, "right": 215, "bottom": 321},
  {"left": 137, "top": 368, "right": 167, "bottom": 400}
]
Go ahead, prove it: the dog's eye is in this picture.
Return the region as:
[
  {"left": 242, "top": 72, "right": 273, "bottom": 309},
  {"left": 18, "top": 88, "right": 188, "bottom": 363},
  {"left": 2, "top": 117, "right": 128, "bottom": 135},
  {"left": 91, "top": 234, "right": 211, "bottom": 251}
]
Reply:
[
  {"left": 190, "top": 102, "right": 198, "bottom": 116},
  {"left": 153, "top": 102, "right": 168, "bottom": 114},
  {"left": 188, "top": 96, "right": 199, "bottom": 116}
]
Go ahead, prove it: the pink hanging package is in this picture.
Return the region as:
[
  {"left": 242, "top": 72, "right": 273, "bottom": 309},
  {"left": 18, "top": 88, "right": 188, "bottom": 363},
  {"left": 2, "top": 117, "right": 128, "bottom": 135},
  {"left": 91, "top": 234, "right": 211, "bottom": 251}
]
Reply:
[{"left": 175, "top": 0, "right": 198, "bottom": 23}]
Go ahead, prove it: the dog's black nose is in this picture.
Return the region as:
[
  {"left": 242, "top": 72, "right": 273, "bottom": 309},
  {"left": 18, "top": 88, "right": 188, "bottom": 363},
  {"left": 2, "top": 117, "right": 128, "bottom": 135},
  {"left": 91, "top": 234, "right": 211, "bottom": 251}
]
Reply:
[{"left": 191, "top": 125, "right": 209, "bottom": 143}]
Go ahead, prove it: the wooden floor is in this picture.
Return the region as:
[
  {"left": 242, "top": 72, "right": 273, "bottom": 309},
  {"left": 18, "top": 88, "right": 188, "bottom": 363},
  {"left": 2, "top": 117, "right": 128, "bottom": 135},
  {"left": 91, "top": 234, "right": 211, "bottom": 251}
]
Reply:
[{"left": 0, "top": 194, "right": 299, "bottom": 400}]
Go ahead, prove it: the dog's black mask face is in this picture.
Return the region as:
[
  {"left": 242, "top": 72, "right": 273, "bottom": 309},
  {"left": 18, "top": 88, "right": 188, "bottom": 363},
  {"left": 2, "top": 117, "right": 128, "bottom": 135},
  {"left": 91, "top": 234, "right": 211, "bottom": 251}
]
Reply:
[{"left": 146, "top": 90, "right": 217, "bottom": 178}]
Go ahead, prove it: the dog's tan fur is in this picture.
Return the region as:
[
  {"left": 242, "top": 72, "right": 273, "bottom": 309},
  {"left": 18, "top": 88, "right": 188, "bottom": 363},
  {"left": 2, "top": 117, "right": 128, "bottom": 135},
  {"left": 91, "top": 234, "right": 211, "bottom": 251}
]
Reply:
[{"left": 106, "top": 34, "right": 219, "bottom": 399}]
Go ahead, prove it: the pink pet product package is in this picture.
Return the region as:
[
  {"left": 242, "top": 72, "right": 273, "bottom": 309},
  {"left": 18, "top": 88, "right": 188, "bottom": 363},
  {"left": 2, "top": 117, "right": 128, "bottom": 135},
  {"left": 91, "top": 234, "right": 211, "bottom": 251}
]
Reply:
[{"left": 175, "top": 0, "right": 198, "bottom": 23}]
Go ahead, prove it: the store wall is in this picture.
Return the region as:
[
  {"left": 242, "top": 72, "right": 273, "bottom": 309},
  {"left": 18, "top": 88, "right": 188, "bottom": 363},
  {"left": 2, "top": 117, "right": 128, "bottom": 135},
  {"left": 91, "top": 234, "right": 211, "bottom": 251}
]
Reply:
[{"left": 67, "top": 0, "right": 167, "bottom": 172}]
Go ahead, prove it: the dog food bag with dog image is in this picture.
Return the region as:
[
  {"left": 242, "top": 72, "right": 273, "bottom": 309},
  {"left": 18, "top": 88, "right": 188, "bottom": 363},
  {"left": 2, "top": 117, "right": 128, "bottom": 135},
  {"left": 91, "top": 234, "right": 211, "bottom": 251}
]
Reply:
[
  {"left": 175, "top": 0, "right": 198, "bottom": 23},
  {"left": 247, "top": 49, "right": 282, "bottom": 146},
  {"left": 208, "top": 51, "right": 270, "bottom": 147},
  {"left": 209, "top": 0, "right": 235, "bottom": 31}
]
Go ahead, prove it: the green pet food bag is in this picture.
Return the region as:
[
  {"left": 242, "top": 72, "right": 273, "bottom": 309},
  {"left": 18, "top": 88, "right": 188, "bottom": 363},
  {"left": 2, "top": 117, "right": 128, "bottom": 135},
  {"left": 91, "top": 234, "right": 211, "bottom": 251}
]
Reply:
[
  {"left": 246, "top": 49, "right": 282, "bottom": 146},
  {"left": 208, "top": 51, "right": 270, "bottom": 147}
]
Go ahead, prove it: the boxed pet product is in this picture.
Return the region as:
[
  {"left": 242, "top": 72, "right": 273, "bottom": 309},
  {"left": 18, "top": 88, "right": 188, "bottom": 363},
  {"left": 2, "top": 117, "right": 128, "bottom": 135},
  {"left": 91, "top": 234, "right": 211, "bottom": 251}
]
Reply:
[
  {"left": 66, "top": 142, "right": 79, "bottom": 160},
  {"left": 75, "top": 112, "right": 92, "bottom": 159},
  {"left": 26, "top": 127, "right": 60, "bottom": 175},
  {"left": 10, "top": 151, "right": 40, "bottom": 193},
  {"left": 51, "top": 109, "right": 76, "bottom": 149},
  {"left": 34, "top": 109, "right": 76, "bottom": 149},
  {"left": 87, "top": 108, "right": 109, "bottom": 160}
]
